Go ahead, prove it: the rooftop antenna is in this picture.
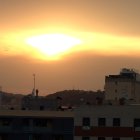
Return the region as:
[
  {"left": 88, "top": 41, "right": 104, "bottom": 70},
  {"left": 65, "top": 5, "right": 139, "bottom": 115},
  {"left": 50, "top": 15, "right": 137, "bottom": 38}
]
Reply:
[
  {"left": 0, "top": 86, "right": 2, "bottom": 107},
  {"left": 32, "top": 74, "right": 36, "bottom": 96}
]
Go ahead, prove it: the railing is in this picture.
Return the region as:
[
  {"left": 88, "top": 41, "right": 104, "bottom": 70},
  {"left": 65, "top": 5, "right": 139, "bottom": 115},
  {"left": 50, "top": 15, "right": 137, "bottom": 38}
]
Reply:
[
  {"left": 0, "top": 126, "right": 53, "bottom": 133},
  {"left": 0, "top": 125, "right": 73, "bottom": 134},
  {"left": 0, "top": 126, "right": 11, "bottom": 132}
]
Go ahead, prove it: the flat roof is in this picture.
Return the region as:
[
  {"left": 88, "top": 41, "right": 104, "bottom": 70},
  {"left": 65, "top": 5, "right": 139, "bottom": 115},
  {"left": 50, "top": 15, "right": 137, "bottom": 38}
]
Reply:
[{"left": 0, "top": 110, "right": 74, "bottom": 118}]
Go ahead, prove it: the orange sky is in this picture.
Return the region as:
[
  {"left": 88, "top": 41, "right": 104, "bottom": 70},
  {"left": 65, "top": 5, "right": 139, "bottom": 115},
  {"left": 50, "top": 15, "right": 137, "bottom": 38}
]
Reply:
[{"left": 0, "top": 0, "right": 140, "bottom": 95}]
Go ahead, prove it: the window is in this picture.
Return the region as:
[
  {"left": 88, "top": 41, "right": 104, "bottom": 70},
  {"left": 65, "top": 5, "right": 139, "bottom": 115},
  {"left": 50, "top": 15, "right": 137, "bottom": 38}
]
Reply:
[
  {"left": 40, "top": 105, "right": 45, "bottom": 110},
  {"left": 82, "top": 137, "right": 90, "bottom": 140},
  {"left": 113, "top": 118, "right": 120, "bottom": 127},
  {"left": 134, "top": 119, "right": 140, "bottom": 127},
  {"left": 22, "top": 118, "right": 30, "bottom": 127},
  {"left": 53, "top": 135, "right": 63, "bottom": 140},
  {"left": 83, "top": 117, "right": 90, "bottom": 126},
  {"left": 47, "top": 119, "right": 53, "bottom": 128},
  {"left": 134, "top": 119, "right": 140, "bottom": 131},
  {"left": 33, "top": 118, "right": 48, "bottom": 127},
  {"left": 98, "top": 118, "right": 106, "bottom": 127},
  {"left": 0, "top": 118, "right": 12, "bottom": 126},
  {"left": 115, "top": 81, "right": 118, "bottom": 85},
  {"left": 112, "top": 138, "right": 120, "bottom": 140},
  {"left": 134, "top": 138, "right": 140, "bottom": 140},
  {"left": 115, "top": 89, "right": 117, "bottom": 93},
  {"left": 33, "top": 135, "right": 41, "bottom": 140},
  {"left": 0, "top": 134, "right": 8, "bottom": 140},
  {"left": 98, "top": 137, "right": 105, "bottom": 140}
]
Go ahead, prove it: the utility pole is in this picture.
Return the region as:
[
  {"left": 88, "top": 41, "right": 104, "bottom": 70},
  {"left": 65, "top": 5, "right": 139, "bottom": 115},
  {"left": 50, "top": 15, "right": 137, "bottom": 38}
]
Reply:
[
  {"left": 0, "top": 86, "right": 2, "bottom": 107},
  {"left": 0, "top": 86, "right": 2, "bottom": 92}
]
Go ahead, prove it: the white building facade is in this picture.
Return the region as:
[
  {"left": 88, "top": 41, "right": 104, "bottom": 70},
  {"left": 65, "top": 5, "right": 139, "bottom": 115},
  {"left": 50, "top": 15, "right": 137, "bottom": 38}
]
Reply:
[
  {"left": 74, "top": 105, "right": 140, "bottom": 140},
  {"left": 105, "top": 68, "right": 140, "bottom": 103}
]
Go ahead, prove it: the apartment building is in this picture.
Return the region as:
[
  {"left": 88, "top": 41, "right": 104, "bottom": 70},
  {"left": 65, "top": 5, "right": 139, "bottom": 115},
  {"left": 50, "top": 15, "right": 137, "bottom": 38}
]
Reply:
[
  {"left": 105, "top": 68, "right": 140, "bottom": 103},
  {"left": 0, "top": 110, "right": 74, "bottom": 140},
  {"left": 0, "top": 105, "right": 140, "bottom": 140},
  {"left": 74, "top": 105, "right": 140, "bottom": 140}
]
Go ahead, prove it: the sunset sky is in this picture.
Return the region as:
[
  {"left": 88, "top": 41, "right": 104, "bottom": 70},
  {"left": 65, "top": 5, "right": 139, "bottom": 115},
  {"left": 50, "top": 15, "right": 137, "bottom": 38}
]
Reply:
[{"left": 1, "top": 0, "right": 140, "bottom": 95}]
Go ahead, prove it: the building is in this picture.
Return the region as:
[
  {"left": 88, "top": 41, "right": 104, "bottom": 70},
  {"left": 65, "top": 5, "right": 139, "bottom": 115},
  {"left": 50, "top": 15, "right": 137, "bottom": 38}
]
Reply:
[
  {"left": 21, "top": 95, "right": 58, "bottom": 110},
  {"left": 0, "top": 110, "right": 74, "bottom": 140},
  {"left": 74, "top": 105, "right": 140, "bottom": 140},
  {"left": 105, "top": 68, "right": 140, "bottom": 103},
  {"left": 0, "top": 105, "right": 140, "bottom": 140}
]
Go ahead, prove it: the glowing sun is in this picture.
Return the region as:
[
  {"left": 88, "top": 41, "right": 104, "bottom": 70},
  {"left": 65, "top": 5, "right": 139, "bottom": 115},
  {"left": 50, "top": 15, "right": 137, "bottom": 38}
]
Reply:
[{"left": 26, "top": 34, "right": 81, "bottom": 59}]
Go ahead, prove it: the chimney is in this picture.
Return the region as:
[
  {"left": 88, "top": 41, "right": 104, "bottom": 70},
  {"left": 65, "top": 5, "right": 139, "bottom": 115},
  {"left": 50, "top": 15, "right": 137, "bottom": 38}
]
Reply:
[{"left": 36, "top": 89, "right": 39, "bottom": 97}]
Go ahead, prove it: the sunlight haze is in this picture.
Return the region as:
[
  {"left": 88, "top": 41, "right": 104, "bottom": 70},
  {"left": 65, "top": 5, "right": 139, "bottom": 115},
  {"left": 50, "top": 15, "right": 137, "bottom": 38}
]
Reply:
[{"left": 1, "top": 0, "right": 140, "bottom": 94}]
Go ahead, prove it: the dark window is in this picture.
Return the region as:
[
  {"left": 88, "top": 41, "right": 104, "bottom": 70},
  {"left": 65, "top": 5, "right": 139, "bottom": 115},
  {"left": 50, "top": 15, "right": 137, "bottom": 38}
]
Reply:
[
  {"left": 112, "top": 138, "right": 120, "bottom": 140},
  {"left": 0, "top": 134, "right": 8, "bottom": 140},
  {"left": 98, "top": 118, "right": 106, "bottom": 126},
  {"left": 98, "top": 137, "right": 105, "bottom": 140},
  {"left": 82, "top": 137, "right": 90, "bottom": 140},
  {"left": 113, "top": 118, "right": 120, "bottom": 127},
  {"left": 22, "top": 118, "right": 30, "bottom": 127},
  {"left": 53, "top": 135, "right": 63, "bottom": 140},
  {"left": 115, "top": 89, "right": 117, "bottom": 93},
  {"left": 134, "top": 119, "right": 140, "bottom": 127},
  {"left": 83, "top": 117, "right": 90, "bottom": 126},
  {"left": 47, "top": 119, "right": 53, "bottom": 128},
  {"left": 40, "top": 105, "right": 45, "bottom": 110},
  {"left": 33, "top": 135, "right": 41, "bottom": 140},
  {"left": 0, "top": 118, "right": 12, "bottom": 126},
  {"left": 33, "top": 118, "right": 48, "bottom": 127}
]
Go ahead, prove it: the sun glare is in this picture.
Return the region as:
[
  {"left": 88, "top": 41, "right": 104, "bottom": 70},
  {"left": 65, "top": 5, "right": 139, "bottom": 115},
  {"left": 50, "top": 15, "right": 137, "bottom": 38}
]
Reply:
[
  {"left": 26, "top": 34, "right": 81, "bottom": 59},
  {"left": 4, "top": 31, "right": 140, "bottom": 61}
]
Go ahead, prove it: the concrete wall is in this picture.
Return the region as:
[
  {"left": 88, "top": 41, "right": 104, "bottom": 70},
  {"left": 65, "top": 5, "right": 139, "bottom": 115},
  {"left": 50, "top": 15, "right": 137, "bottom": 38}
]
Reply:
[
  {"left": 74, "top": 105, "right": 140, "bottom": 127},
  {"left": 74, "top": 105, "right": 140, "bottom": 139}
]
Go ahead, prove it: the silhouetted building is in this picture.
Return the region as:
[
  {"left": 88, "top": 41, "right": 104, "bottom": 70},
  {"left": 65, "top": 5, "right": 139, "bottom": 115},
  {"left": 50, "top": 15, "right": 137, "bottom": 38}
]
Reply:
[
  {"left": 0, "top": 110, "right": 74, "bottom": 140},
  {"left": 21, "top": 95, "right": 58, "bottom": 110}
]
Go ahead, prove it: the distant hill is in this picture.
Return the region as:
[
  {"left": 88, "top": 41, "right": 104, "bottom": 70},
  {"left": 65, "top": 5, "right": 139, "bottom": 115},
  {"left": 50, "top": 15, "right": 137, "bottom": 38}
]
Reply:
[
  {"left": 45, "top": 90, "right": 105, "bottom": 106},
  {"left": 0, "top": 90, "right": 105, "bottom": 108}
]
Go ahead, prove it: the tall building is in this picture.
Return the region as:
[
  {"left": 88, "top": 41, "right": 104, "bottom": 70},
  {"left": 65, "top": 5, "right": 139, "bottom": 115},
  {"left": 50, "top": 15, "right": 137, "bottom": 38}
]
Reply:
[{"left": 104, "top": 68, "right": 140, "bottom": 103}]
